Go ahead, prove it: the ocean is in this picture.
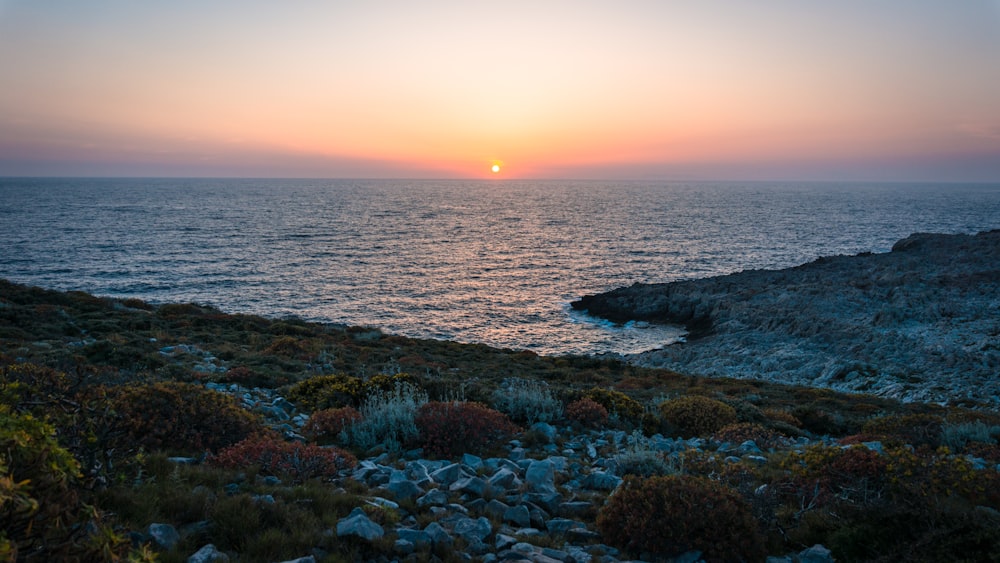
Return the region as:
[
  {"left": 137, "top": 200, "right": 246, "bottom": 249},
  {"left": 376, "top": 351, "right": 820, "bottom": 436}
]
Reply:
[{"left": 2, "top": 178, "right": 998, "bottom": 356}]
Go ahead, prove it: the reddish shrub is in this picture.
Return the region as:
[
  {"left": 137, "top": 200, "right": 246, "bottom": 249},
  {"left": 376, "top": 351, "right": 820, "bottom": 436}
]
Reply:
[
  {"left": 210, "top": 438, "right": 356, "bottom": 481},
  {"left": 714, "top": 422, "right": 785, "bottom": 450},
  {"left": 302, "top": 407, "right": 362, "bottom": 444},
  {"left": 596, "top": 474, "right": 764, "bottom": 562},
  {"left": 565, "top": 398, "right": 609, "bottom": 428},
  {"left": 415, "top": 401, "right": 520, "bottom": 458}
]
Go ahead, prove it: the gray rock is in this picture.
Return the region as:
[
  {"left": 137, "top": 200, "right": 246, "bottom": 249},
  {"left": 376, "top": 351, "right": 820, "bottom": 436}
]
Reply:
[
  {"left": 336, "top": 507, "right": 384, "bottom": 541},
  {"left": 386, "top": 479, "right": 423, "bottom": 500},
  {"left": 452, "top": 516, "right": 492, "bottom": 542},
  {"left": 581, "top": 471, "right": 622, "bottom": 491},
  {"left": 394, "top": 539, "right": 415, "bottom": 555},
  {"left": 485, "top": 498, "right": 509, "bottom": 518},
  {"left": 187, "top": 544, "right": 229, "bottom": 563},
  {"left": 541, "top": 547, "right": 572, "bottom": 562},
  {"left": 450, "top": 476, "right": 488, "bottom": 497},
  {"left": 488, "top": 467, "right": 521, "bottom": 490},
  {"left": 397, "top": 528, "right": 432, "bottom": 550},
  {"left": 423, "top": 521, "right": 453, "bottom": 548},
  {"left": 416, "top": 488, "right": 449, "bottom": 507},
  {"left": 495, "top": 533, "right": 518, "bottom": 550},
  {"left": 530, "top": 422, "right": 558, "bottom": 443},
  {"left": 503, "top": 504, "right": 532, "bottom": 528},
  {"left": 524, "top": 459, "right": 556, "bottom": 494},
  {"left": 545, "top": 518, "right": 585, "bottom": 535},
  {"left": 462, "top": 453, "right": 484, "bottom": 470},
  {"left": 276, "top": 557, "right": 315, "bottom": 563},
  {"left": 430, "top": 463, "right": 464, "bottom": 486},
  {"left": 799, "top": 544, "right": 835, "bottom": 563},
  {"left": 148, "top": 523, "right": 180, "bottom": 551}
]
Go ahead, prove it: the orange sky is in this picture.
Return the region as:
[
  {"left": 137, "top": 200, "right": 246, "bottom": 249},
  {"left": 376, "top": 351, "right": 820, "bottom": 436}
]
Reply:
[{"left": 1, "top": 1, "right": 999, "bottom": 180}]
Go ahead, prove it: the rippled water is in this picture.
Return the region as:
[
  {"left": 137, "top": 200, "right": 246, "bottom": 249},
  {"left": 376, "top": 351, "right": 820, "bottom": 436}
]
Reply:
[{"left": 2, "top": 178, "right": 998, "bottom": 355}]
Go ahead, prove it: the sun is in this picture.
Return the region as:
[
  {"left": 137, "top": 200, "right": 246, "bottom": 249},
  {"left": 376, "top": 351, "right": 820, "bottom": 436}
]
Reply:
[{"left": 491, "top": 164, "right": 501, "bottom": 173}]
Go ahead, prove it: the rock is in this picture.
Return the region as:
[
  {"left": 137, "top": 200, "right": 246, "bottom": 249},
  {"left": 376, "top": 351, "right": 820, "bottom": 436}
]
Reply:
[
  {"left": 336, "top": 507, "right": 384, "bottom": 541},
  {"left": 187, "top": 544, "right": 229, "bottom": 563},
  {"left": 386, "top": 479, "right": 423, "bottom": 500},
  {"left": 541, "top": 547, "right": 572, "bottom": 562},
  {"left": 495, "top": 533, "right": 518, "bottom": 550},
  {"left": 417, "top": 488, "right": 449, "bottom": 507},
  {"left": 450, "top": 476, "right": 488, "bottom": 497},
  {"left": 799, "top": 544, "right": 835, "bottom": 563},
  {"left": 503, "top": 504, "right": 532, "bottom": 528},
  {"left": 430, "top": 463, "right": 464, "bottom": 486},
  {"left": 524, "top": 459, "right": 556, "bottom": 494},
  {"left": 394, "top": 539, "right": 415, "bottom": 555},
  {"left": 530, "top": 422, "right": 558, "bottom": 443},
  {"left": 462, "top": 453, "right": 484, "bottom": 470},
  {"left": 581, "top": 471, "right": 621, "bottom": 491},
  {"left": 545, "top": 518, "right": 585, "bottom": 535},
  {"left": 423, "top": 522, "right": 453, "bottom": 548},
  {"left": 452, "top": 516, "right": 492, "bottom": 543},
  {"left": 397, "top": 528, "right": 433, "bottom": 550},
  {"left": 276, "top": 557, "right": 315, "bottom": 563},
  {"left": 488, "top": 467, "right": 521, "bottom": 490},
  {"left": 147, "top": 523, "right": 180, "bottom": 551}
]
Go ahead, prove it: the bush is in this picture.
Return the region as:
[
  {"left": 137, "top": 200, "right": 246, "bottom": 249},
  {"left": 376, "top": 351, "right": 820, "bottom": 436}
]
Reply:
[
  {"left": 347, "top": 382, "right": 427, "bottom": 452},
  {"left": 565, "top": 398, "right": 609, "bottom": 428},
  {"left": 862, "top": 414, "right": 944, "bottom": 448},
  {"left": 659, "top": 395, "right": 738, "bottom": 438},
  {"left": 714, "top": 422, "right": 785, "bottom": 451},
  {"left": 596, "top": 474, "right": 764, "bottom": 561},
  {"left": 583, "top": 387, "right": 643, "bottom": 422},
  {"left": 303, "top": 407, "right": 363, "bottom": 444},
  {"left": 286, "top": 374, "right": 365, "bottom": 412},
  {"left": 492, "top": 378, "right": 562, "bottom": 424},
  {"left": 210, "top": 437, "right": 356, "bottom": 481},
  {"left": 106, "top": 382, "right": 268, "bottom": 453},
  {"left": 0, "top": 405, "right": 126, "bottom": 560},
  {"left": 416, "top": 401, "right": 520, "bottom": 458}
]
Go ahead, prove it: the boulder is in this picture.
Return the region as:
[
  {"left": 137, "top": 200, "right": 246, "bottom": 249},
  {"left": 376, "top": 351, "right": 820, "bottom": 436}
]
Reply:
[
  {"left": 396, "top": 528, "right": 432, "bottom": 550},
  {"left": 503, "top": 505, "right": 531, "bottom": 528},
  {"left": 336, "top": 507, "right": 384, "bottom": 541},
  {"left": 423, "top": 522, "right": 453, "bottom": 548},
  {"left": 524, "top": 459, "right": 556, "bottom": 494},
  {"left": 147, "top": 523, "right": 180, "bottom": 551},
  {"left": 416, "top": 488, "right": 449, "bottom": 507},
  {"left": 429, "top": 463, "right": 464, "bottom": 486},
  {"left": 385, "top": 479, "right": 423, "bottom": 501},
  {"left": 187, "top": 544, "right": 229, "bottom": 563}
]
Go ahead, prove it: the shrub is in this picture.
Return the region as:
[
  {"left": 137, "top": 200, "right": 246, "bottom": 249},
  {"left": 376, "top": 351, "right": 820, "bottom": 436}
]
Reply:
[
  {"left": 714, "top": 422, "right": 785, "bottom": 451},
  {"left": 416, "top": 401, "right": 520, "bottom": 458},
  {"left": 492, "top": 378, "right": 562, "bottom": 424},
  {"left": 583, "top": 387, "right": 643, "bottom": 422},
  {"left": 210, "top": 437, "right": 356, "bottom": 481},
  {"left": 565, "top": 398, "right": 609, "bottom": 428},
  {"left": 347, "top": 382, "right": 427, "bottom": 452},
  {"left": 0, "top": 405, "right": 126, "bottom": 561},
  {"left": 363, "top": 372, "right": 417, "bottom": 396},
  {"left": 613, "top": 432, "right": 677, "bottom": 477},
  {"left": 286, "top": 374, "right": 365, "bottom": 412},
  {"left": 596, "top": 474, "right": 764, "bottom": 562},
  {"left": 659, "top": 396, "right": 738, "bottom": 438},
  {"left": 783, "top": 444, "right": 889, "bottom": 507},
  {"left": 862, "top": 414, "right": 944, "bottom": 448},
  {"left": 940, "top": 421, "right": 1000, "bottom": 451},
  {"left": 106, "top": 381, "right": 268, "bottom": 453},
  {"left": 303, "top": 407, "right": 362, "bottom": 444}
]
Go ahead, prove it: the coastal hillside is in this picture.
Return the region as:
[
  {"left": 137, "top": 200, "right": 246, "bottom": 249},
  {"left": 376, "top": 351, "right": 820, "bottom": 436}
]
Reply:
[
  {"left": 573, "top": 231, "right": 1000, "bottom": 406},
  {"left": 2, "top": 280, "right": 1000, "bottom": 561}
]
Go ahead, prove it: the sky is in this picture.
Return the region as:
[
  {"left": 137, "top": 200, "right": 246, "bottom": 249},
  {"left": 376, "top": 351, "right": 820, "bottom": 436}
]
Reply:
[{"left": 1, "top": 1, "right": 999, "bottom": 181}]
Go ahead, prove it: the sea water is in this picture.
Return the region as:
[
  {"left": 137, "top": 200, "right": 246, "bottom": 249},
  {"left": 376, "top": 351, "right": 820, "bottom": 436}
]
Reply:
[{"left": 2, "top": 178, "right": 998, "bottom": 356}]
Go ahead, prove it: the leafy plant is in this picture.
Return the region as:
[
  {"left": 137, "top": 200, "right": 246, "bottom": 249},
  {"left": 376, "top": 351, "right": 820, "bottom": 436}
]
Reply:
[
  {"left": 658, "top": 395, "right": 738, "bottom": 437},
  {"left": 492, "top": 377, "right": 562, "bottom": 425},
  {"left": 596, "top": 474, "right": 764, "bottom": 562},
  {"left": 416, "top": 401, "right": 520, "bottom": 458},
  {"left": 565, "top": 397, "right": 609, "bottom": 428},
  {"left": 347, "top": 381, "right": 427, "bottom": 452},
  {"left": 302, "top": 406, "right": 363, "bottom": 444},
  {"left": 583, "top": 387, "right": 643, "bottom": 422},
  {"left": 210, "top": 437, "right": 356, "bottom": 481}
]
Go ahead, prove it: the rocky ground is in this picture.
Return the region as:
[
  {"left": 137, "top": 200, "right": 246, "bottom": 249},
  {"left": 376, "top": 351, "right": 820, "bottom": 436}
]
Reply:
[{"left": 573, "top": 231, "right": 1000, "bottom": 406}]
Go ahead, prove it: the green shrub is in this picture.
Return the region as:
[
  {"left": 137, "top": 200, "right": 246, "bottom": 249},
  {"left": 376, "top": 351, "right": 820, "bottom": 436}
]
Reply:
[
  {"left": 303, "top": 406, "right": 363, "bottom": 444},
  {"left": 565, "top": 398, "right": 609, "bottom": 428},
  {"left": 0, "top": 405, "right": 126, "bottom": 561},
  {"left": 659, "top": 395, "right": 738, "bottom": 438},
  {"left": 416, "top": 401, "right": 520, "bottom": 458},
  {"left": 492, "top": 378, "right": 562, "bottom": 424},
  {"left": 106, "top": 381, "right": 269, "bottom": 453},
  {"left": 596, "top": 474, "right": 764, "bottom": 562},
  {"left": 583, "top": 387, "right": 643, "bottom": 422},
  {"left": 286, "top": 374, "right": 365, "bottom": 412}
]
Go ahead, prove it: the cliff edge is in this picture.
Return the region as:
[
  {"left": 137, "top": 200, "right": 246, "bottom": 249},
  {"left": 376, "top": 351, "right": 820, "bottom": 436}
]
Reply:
[{"left": 572, "top": 231, "right": 1000, "bottom": 405}]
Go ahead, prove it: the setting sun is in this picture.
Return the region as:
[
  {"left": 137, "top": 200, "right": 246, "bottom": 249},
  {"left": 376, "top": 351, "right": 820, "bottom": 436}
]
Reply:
[{"left": 491, "top": 164, "right": 501, "bottom": 173}]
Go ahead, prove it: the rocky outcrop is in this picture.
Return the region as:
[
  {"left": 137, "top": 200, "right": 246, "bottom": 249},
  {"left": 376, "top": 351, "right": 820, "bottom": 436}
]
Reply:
[{"left": 572, "top": 231, "right": 1000, "bottom": 405}]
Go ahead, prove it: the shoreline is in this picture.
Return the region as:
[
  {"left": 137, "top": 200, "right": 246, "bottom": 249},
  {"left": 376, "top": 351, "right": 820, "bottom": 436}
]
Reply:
[{"left": 572, "top": 230, "right": 1000, "bottom": 405}]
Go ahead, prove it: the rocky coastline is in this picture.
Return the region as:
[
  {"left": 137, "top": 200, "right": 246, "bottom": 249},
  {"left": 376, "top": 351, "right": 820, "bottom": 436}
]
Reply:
[{"left": 573, "top": 231, "right": 1000, "bottom": 406}]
